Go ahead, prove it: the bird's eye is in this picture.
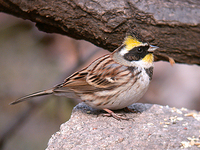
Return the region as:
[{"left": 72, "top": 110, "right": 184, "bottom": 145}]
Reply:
[{"left": 137, "top": 47, "right": 143, "bottom": 53}]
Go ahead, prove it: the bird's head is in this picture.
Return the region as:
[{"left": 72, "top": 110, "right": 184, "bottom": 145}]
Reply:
[{"left": 112, "top": 32, "right": 159, "bottom": 68}]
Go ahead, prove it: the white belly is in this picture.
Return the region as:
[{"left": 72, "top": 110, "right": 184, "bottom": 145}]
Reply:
[
  {"left": 84, "top": 69, "right": 151, "bottom": 110},
  {"left": 105, "top": 71, "right": 150, "bottom": 110}
]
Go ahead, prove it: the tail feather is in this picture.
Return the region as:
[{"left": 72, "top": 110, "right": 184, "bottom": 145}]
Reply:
[{"left": 10, "top": 89, "right": 54, "bottom": 105}]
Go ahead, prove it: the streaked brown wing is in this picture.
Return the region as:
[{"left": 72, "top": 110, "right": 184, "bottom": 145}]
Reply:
[
  {"left": 53, "top": 55, "right": 132, "bottom": 97},
  {"left": 86, "top": 62, "right": 131, "bottom": 89},
  {"left": 53, "top": 69, "right": 95, "bottom": 96}
]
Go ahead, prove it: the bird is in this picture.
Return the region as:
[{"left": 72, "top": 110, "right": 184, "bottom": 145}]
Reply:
[{"left": 10, "top": 31, "right": 158, "bottom": 120}]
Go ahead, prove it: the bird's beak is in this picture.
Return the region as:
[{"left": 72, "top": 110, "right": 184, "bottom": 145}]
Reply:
[{"left": 148, "top": 45, "right": 159, "bottom": 52}]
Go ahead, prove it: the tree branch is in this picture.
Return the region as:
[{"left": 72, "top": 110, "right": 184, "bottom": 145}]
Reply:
[{"left": 0, "top": 0, "right": 199, "bottom": 65}]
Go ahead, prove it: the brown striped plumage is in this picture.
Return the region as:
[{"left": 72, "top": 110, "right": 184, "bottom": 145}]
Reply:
[
  {"left": 52, "top": 54, "right": 140, "bottom": 107},
  {"left": 10, "top": 33, "right": 158, "bottom": 120}
]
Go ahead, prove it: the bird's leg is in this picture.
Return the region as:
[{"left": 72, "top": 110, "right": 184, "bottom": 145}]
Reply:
[
  {"left": 124, "top": 107, "right": 141, "bottom": 113},
  {"left": 103, "top": 108, "right": 130, "bottom": 120}
]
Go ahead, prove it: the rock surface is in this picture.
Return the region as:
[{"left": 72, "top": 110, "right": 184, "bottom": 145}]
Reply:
[{"left": 46, "top": 103, "right": 200, "bottom": 150}]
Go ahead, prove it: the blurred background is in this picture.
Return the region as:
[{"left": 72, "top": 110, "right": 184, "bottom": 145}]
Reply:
[{"left": 0, "top": 13, "right": 200, "bottom": 150}]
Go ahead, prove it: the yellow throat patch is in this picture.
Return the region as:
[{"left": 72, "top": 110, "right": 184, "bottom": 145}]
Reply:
[
  {"left": 124, "top": 36, "right": 142, "bottom": 51},
  {"left": 142, "top": 53, "right": 154, "bottom": 63}
]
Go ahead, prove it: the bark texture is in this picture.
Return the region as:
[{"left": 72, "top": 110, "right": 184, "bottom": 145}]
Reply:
[{"left": 0, "top": 0, "right": 200, "bottom": 65}]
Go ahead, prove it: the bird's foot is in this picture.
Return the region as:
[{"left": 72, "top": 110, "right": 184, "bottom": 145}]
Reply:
[{"left": 103, "top": 108, "right": 132, "bottom": 120}]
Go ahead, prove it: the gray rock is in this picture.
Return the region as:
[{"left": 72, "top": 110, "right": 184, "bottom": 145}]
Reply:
[{"left": 46, "top": 103, "right": 200, "bottom": 150}]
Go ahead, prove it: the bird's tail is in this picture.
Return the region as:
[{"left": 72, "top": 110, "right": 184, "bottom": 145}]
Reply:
[{"left": 10, "top": 89, "right": 54, "bottom": 105}]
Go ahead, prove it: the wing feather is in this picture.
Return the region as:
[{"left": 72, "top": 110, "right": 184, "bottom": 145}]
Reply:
[{"left": 53, "top": 55, "right": 133, "bottom": 98}]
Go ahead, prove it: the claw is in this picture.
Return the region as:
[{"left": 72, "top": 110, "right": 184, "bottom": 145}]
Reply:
[
  {"left": 124, "top": 107, "right": 141, "bottom": 113},
  {"left": 103, "top": 108, "right": 131, "bottom": 120}
]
